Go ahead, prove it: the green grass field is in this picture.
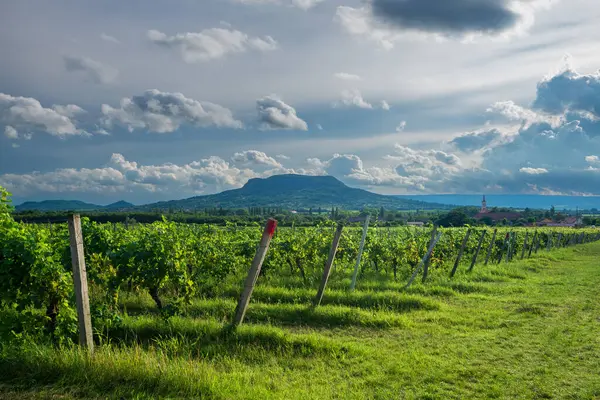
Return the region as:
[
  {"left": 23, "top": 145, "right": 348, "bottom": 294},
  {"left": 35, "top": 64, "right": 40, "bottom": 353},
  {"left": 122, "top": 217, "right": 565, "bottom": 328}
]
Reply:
[{"left": 1, "top": 243, "right": 600, "bottom": 399}]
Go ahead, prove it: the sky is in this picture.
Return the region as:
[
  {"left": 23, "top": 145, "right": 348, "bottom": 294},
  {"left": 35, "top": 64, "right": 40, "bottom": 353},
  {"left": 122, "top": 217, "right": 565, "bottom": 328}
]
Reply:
[{"left": 1, "top": 0, "right": 600, "bottom": 205}]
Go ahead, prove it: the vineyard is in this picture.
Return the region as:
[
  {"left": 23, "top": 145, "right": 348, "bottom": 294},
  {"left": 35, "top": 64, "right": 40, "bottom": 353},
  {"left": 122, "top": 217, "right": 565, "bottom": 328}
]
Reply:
[
  {"left": 1, "top": 184, "right": 599, "bottom": 343},
  {"left": 2, "top": 186, "right": 600, "bottom": 398}
]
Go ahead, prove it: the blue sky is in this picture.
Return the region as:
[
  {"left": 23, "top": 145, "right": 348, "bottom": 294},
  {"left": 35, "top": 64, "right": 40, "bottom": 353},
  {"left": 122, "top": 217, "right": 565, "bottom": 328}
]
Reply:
[{"left": 1, "top": 0, "right": 600, "bottom": 204}]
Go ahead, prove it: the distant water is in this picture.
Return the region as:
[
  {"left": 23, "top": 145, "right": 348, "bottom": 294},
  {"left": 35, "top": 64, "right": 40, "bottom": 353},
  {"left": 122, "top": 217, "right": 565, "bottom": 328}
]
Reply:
[{"left": 397, "top": 194, "right": 600, "bottom": 211}]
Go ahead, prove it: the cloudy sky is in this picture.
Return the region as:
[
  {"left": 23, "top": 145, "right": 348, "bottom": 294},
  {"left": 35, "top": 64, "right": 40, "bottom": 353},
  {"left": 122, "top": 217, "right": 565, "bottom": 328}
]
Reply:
[{"left": 1, "top": 0, "right": 600, "bottom": 205}]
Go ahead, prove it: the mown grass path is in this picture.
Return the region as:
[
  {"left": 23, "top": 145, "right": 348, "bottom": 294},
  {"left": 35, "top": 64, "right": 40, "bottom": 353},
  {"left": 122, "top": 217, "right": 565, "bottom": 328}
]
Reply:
[{"left": 1, "top": 243, "right": 599, "bottom": 399}]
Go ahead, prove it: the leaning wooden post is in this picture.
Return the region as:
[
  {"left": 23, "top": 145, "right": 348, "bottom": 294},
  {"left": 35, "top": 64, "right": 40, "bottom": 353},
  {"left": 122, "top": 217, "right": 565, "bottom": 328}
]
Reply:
[
  {"left": 534, "top": 232, "right": 541, "bottom": 253},
  {"left": 484, "top": 228, "right": 498, "bottom": 265},
  {"left": 314, "top": 224, "right": 344, "bottom": 307},
  {"left": 233, "top": 218, "right": 277, "bottom": 326},
  {"left": 468, "top": 230, "right": 486, "bottom": 272},
  {"left": 520, "top": 231, "right": 529, "bottom": 259},
  {"left": 405, "top": 232, "right": 443, "bottom": 289},
  {"left": 68, "top": 214, "right": 94, "bottom": 353},
  {"left": 421, "top": 225, "right": 438, "bottom": 282},
  {"left": 497, "top": 232, "right": 510, "bottom": 264},
  {"left": 350, "top": 215, "right": 370, "bottom": 291},
  {"left": 528, "top": 231, "right": 538, "bottom": 257},
  {"left": 450, "top": 228, "right": 471, "bottom": 277}
]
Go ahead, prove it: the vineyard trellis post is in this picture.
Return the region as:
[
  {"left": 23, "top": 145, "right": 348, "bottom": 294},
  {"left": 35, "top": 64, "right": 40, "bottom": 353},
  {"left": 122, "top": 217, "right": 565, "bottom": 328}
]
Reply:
[
  {"left": 497, "top": 232, "right": 510, "bottom": 264},
  {"left": 233, "top": 218, "right": 277, "bottom": 327},
  {"left": 546, "top": 232, "right": 553, "bottom": 251},
  {"left": 468, "top": 230, "right": 486, "bottom": 272},
  {"left": 405, "top": 231, "right": 443, "bottom": 289},
  {"left": 507, "top": 232, "right": 515, "bottom": 262},
  {"left": 521, "top": 231, "right": 529, "bottom": 259},
  {"left": 422, "top": 225, "right": 438, "bottom": 282},
  {"left": 534, "top": 232, "right": 541, "bottom": 253},
  {"left": 350, "top": 215, "right": 370, "bottom": 291},
  {"left": 484, "top": 228, "right": 498, "bottom": 265},
  {"left": 556, "top": 233, "right": 563, "bottom": 248},
  {"left": 314, "top": 223, "right": 344, "bottom": 307},
  {"left": 528, "top": 231, "right": 538, "bottom": 257},
  {"left": 450, "top": 228, "right": 471, "bottom": 277},
  {"left": 67, "top": 214, "right": 94, "bottom": 353}
]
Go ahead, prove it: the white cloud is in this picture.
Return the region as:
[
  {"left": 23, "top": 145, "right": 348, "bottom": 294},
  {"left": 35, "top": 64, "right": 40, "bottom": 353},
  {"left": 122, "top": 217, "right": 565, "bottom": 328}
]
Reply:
[
  {"left": 316, "top": 124, "right": 323, "bottom": 130},
  {"left": 520, "top": 167, "right": 549, "bottom": 175},
  {"left": 0, "top": 151, "right": 293, "bottom": 197},
  {"left": 231, "top": 150, "right": 282, "bottom": 168},
  {"left": 585, "top": 155, "right": 599, "bottom": 164},
  {"left": 101, "top": 89, "right": 243, "bottom": 133},
  {"left": 396, "top": 121, "right": 407, "bottom": 132},
  {"left": 275, "top": 154, "right": 290, "bottom": 160},
  {"left": 147, "top": 27, "right": 277, "bottom": 63},
  {"left": 100, "top": 33, "right": 120, "bottom": 44},
  {"left": 338, "top": 89, "right": 373, "bottom": 109},
  {"left": 380, "top": 100, "right": 390, "bottom": 110},
  {"left": 0, "top": 93, "right": 83, "bottom": 137},
  {"left": 334, "top": 72, "right": 362, "bottom": 81},
  {"left": 63, "top": 55, "right": 119, "bottom": 84},
  {"left": 4, "top": 126, "right": 18, "bottom": 139},
  {"left": 256, "top": 95, "right": 308, "bottom": 130}
]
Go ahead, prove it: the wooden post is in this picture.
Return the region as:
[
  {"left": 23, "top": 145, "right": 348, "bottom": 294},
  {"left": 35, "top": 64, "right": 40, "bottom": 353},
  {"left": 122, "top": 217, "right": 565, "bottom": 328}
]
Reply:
[
  {"left": 350, "top": 215, "right": 370, "bottom": 291},
  {"left": 484, "top": 229, "right": 498, "bottom": 265},
  {"left": 450, "top": 228, "right": 471, "bottom": 277},
  {"left": 534, "top": 232, "right": 541, "bottom": 253},
  {"left": 233, "top": 218, "right": 277, "bottom": 326},
  {"left": 556, "top": 233, "right": 563, "bottom": 248},
  {"left": 68, "top": 214, "right": 94, "bottom": 353},
  {"left": 497, "top": 232, "right": 510, "bottom": 264},
  {"left": 468, "top": 230, "right": 486, "bottom": 272},
  {"left": 546, "top": 232, "right": 553, "bottom": 251},
  {"left": 314, "top": 224, "right": 344, "bottom": 307},
  {"left": 507, "top": 232, "right": 515, "bottom": 262},
  {"left": 520, "top": 231, "right": 529, "bottom": 259},
  {"left": 405, "top": 232, "right": 443, "bottom": 289},
  {"left": 528, "top": 231, "right": 538, "bottom": 257},
  {"left": 421, "top": 226, "right": 438, "bottom": 282}
]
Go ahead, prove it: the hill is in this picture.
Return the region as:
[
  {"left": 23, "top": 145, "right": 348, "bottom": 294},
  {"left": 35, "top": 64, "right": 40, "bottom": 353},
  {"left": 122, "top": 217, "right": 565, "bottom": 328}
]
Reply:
[
  {"left": 15, "top": 200, "right": 135, "bottom": 212},
  {"left": 141, "top": 174, "right": 448, "bottom": 211}
]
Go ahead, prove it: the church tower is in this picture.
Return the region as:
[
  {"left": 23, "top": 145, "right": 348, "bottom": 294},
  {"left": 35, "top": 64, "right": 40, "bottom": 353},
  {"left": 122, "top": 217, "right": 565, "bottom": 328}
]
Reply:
[{"left": 480, "top": 195, "right": 488, "bottom": 213}]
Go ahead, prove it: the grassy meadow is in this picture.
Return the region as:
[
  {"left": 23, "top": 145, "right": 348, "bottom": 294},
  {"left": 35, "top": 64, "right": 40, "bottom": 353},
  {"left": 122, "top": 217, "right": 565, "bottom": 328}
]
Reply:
[{"left": 1, "top": 243, "right": 600, "bottom": 399}]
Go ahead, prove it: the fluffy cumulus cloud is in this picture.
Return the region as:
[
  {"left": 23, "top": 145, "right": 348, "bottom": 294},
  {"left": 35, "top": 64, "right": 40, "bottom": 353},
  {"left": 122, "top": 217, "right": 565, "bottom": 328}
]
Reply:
[
  {"left": 0, "top": 151, "right": 292, "bottom": 198},
  {"left": 336, "top": 0, "right": 557, "bottom": 48},
  {"left": 0, "top": 93, "right": 85, "bottom": 138},
  {"left": 147, "top": 27, "right": 277, "bottom": 63},
  {"left": 337, "top": 89, "right": 373, "bottom": 109},
  {"left": 63, "top": 55, "right": 119, "bottom": 84},
  {"left": 449, "top": 129, "right": 505, "bottom": 152},
  {"left": 101, "top": 89, "right": 243, "bottom": 133},
  {"left": 256, "top": 95, "right": 308, "bottom": 130},
  {"left": 380, "top": 100, "right": 390, "bottom": 110},
  {"left": 532, "top": 66, "right": 600, "bottom": 118},
  {"left": 231, "top": 150, "right": 282, "bottom": 168}
]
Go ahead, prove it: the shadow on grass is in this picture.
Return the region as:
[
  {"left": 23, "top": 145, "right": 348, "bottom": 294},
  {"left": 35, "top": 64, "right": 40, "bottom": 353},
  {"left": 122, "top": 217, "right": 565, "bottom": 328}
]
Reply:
[
  {"left": 107, "top": 316, "right": 359, "bottom": 360},
  {"left": 122, "top": 299, "right": 412, "bottom": 330},
  {"left": 220, "top": 286, "right": 441, "bottom": 312}
]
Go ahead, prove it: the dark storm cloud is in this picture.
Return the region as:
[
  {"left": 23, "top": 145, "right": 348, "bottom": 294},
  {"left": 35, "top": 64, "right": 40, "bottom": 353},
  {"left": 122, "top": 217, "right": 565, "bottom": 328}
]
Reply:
[{"left": 371, "top": 0, "right": 527, "bottom": 35}]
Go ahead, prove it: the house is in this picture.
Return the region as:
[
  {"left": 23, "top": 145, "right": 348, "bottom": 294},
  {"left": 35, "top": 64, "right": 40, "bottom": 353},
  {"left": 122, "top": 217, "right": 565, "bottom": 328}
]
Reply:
[
  {"left": 406, "top": 221, "right": 425, "bottom": 227},
  {"left": 540, "top": 216, "right": 581, "bottom": 227}
]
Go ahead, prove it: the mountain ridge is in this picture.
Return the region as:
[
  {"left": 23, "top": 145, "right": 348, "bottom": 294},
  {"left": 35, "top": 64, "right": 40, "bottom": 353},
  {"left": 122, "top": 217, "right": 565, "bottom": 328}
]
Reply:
[{"left": 15, "top": 175, "right": 447, "bottom": 211}]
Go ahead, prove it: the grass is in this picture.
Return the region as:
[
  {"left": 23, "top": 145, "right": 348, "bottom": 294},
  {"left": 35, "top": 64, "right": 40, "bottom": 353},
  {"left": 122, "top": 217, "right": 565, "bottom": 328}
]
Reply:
[{"left": 2, "top": 243, "right": 600, "bottom": 399}]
